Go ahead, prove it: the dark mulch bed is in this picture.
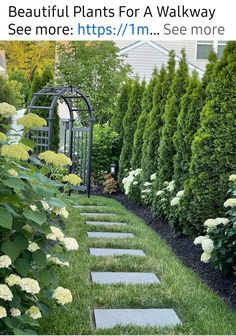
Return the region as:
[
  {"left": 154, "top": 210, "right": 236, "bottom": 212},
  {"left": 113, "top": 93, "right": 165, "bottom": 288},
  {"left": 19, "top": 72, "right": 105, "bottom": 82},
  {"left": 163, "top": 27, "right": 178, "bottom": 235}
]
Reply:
[{"left": 92, "top": 188, "right": 236, "bottom": 311}]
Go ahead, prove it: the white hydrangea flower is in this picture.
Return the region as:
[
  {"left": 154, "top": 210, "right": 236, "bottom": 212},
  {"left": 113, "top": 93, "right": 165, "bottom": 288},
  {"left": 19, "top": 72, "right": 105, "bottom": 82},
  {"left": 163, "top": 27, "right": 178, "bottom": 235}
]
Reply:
[
  {"left": 48, "top": 256, "right": 69, "bottom": 267},
  {"left": 27, "top": 306, "right": 42, "bottom": 319},
  {"left": 150, "top": 173, "right": 156, "bottom": 181},
  {"left": 176, "top": 190, "right": 185, "bottom": 198},
  {"left": 224, "top": 198, "right": 236, "bottom": 208},
  {"left": 133, "top": 181, "right": 138, "bottom": 185},
  {"left": 170, "top": 197, "right": 180, "bottom": 207},
  {"left": 163, "top": 181, "right": 170, "bottom": 186},
  {"left": 46, "top": 226, "right": 64, "bottom": 241},
  {"left": 202, "top": 238, "right": 214, "bottom": 253},
  {"left": 0, "top": 285, "right": 13, "bottom": 301},
  {"left": 166, "top": 180, "right": 175, "bottom": 192},
  {"left": 144, "top": 182, "right": 152, "bottom": 187},
  {"left": 134, "top": 168, "right": 142, "bottom": 176},
  {"left": 41, "top": 200, "right": 51, "bottom": 211},
  {"left": 194, "top": 236, "right": 206, "bottom": 245},
  {"left": 0, "top": 306, "right": 7, "bottom": 319},
  {"left": 0, "top": 255, "right": 12, "bottom": 268},
  {"left": 30, "top": 204, "right": 38, "bottom": 212},
  {"left": 201, "top": 251, "right": 211, "bottom": 263},
  {"left": 5, "top": 274, "right": 21, "bottom": 286},
  {"left": 10, "top": 308, "right": 21, "bottom": 317},
  {"left": 28, "top": 241, "right": 40, "bottom": 252},
  {"left": 229, "top": 174, "right": 236, "bottom": 182},
  {"left": 52, "top": 286, "right": 73, "bottom": 305},
  {"left": 53, "top": 207, "right": 69, "bottom": 219},
  {"left": 20, "top": 278, "right": 40, "bottom": 295},
  {"left": 156, "top": 190, "right": 164, "bottom": 196},
  {"left": 215, "top": 218, "right": 230, "bottom": 225},
  {"left": 61, "top": 237, "right": 79, "bottom": 251}
]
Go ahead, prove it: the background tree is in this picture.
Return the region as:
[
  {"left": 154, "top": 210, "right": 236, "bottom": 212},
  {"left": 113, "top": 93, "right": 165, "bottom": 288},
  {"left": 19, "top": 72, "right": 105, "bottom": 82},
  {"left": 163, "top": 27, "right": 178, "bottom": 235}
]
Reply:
[
  {"left": 179, "top": 41, "right": 236, "bottom": 235},
  {"left": 57, "top": 41, "right": 131, "bottom": 124},
  {"left": 27, "top": 65, "right": 60, "bottom": 151},
  {"left": 157, "top": 50, "right": 189, "bottom": 187},
  {"left": 131, "top": 68, "right": 158, "bottom": 169},
  {"left": 173, "top": 71, "right": 205, "bottom": 190},
  {"left": 118, "top": 79, "right": 145, "bottom": 183},
  {"left": 0, "top": 41, "right": 55, "bottom": 80},
  {"left": 111, "top": 80, "right": 133, "bottom": 159},
  {"left": 141, "top": 51, "right": 176, "bottom": 184},
  {"left": 0, "top": 74, "right": 23, "bottom": 109}
]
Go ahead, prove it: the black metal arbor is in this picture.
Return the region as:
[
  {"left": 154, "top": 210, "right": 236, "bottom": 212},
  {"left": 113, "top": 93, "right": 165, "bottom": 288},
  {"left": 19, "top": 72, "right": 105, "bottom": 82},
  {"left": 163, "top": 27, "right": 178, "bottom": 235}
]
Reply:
[{"left": 27, "top": 86, "right": 94, "bottom": 196}]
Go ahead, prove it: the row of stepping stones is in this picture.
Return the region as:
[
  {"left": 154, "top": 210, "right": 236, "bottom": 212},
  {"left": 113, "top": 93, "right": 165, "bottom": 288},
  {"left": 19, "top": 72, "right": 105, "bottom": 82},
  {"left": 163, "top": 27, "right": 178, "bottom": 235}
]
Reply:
[{"left": 74, "top": 204, "right": 181, "bottom": 330}]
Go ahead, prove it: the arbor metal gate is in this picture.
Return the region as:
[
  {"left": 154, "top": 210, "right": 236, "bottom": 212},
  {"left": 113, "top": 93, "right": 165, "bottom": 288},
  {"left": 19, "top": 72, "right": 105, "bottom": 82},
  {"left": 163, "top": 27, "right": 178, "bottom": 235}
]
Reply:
[{"left": 27, "top": 86, "right": 94, "bottom": 196}]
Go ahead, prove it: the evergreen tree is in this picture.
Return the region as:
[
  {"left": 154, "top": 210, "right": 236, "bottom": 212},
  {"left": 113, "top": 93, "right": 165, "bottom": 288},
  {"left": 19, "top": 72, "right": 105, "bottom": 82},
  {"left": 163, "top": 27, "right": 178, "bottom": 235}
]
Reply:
[
  {"left": 157, "top": 50, "right": 189, "bottom": 187},
  {"left": 111, "top": 80, "right": 133, "bottom": 156},
  {"left": 27, "top": 66, "right": 60, "bottom": 151},
  {"left": 118, "top": 79, "right": 145, "bottom": 183},
  {"left": 179, "top": 41, "right": 236, "bottom": 235},
  {"left": 173, "top": 71, "right": 205, "bottom": 190},
  {"left": 131, "top": 68, "right": 158, "bottom": 169},
  {"left": 141, "top": 51, "right": 176, "bottom": 184}
]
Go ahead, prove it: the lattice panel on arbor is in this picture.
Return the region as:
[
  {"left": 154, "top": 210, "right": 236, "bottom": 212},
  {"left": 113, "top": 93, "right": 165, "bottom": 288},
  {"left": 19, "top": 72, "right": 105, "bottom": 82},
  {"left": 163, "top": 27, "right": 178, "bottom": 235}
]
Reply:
[{"left": 28, "top": 127, "right": 49, "bottom": 155}]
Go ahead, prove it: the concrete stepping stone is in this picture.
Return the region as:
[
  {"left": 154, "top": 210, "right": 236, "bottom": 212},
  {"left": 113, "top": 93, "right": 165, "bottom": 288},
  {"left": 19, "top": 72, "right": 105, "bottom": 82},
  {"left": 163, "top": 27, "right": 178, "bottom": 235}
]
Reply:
[
  {"left": 94, "top": 309, "right": 181, "bottom": 329},
  {"left": 91, "top": 272, "right": 160, "bottom": 284},
  {"left": 87, "top": 232, "right": 134, "bottom": 239},
  {"left": 86, "top": 221, "right": 127, "bottom": 227},
  {"left": 81, "top": 213, "right": 116, "bottom": 217},
  {"left": 90, "top": 248, "right": 145, "bottom": 257}
]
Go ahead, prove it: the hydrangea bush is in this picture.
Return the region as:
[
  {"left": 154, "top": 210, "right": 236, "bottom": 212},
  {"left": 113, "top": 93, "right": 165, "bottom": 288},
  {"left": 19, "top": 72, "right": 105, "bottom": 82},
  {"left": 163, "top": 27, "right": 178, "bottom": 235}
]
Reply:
[
  {"left": 0, "top": 106, "right": 81, "bottom": 334},
  {"left": 194, "top": 175, "right": 236, "bottom": 274}
]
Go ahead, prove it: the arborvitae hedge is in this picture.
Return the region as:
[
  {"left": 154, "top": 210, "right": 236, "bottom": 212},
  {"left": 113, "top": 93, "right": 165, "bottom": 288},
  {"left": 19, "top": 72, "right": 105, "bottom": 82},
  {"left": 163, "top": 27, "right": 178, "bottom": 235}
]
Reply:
[
  {"left": 111, "top": 80, "right": 133, "bottom": 139},
  {"left": 173, "top": 71, "right": 205, "bottom": 190},
  {"left": 179, "top": 41, "right": 236, "bottom": 235},
  {"left": 28, "top": 66, "right": 60, "bottom": 151},
  {"left": 157, "top": 50, "right": 189, "bottom": 187},
  {"left": 131, "top": 68, "right": 158, "bottom": 169},
  {"left": 142, "top": 51, "right": 176, "bottom": 184},
  {"left": 118, "top": 79, "right": 145, "bottom": 183}
]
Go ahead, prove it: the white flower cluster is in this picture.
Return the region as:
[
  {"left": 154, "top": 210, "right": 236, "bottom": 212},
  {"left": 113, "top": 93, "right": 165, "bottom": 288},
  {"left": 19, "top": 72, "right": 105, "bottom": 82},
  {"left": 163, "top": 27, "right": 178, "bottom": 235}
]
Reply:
[
  {"left": 150, "top": 173, "right": 157, "bottom": 181},
  {"left": 170, "top": 190, "right": 184, "bottom": 207},
  {"left": 194, "top": 235, "right": 214, "bottom": 263},
  {"left": 28, "top": 241, "right": 40, "bottom": 252},
  {"left": 10, "top": 308, "right": 21, "bottom": 317},
  {"left": 156, "top": 190, "right": 164, "bottom": 196},
  {"left": 224, "top": 198, "right": 236, "bottom": 208},
  {"left": 166, "top": 180, "right": 175, "bottom": 192},
  {"left": 0, "top": 284, "right": 13, "bottom": 301},
  {"left": 26, "top": 306, "right": 42, "bottom": 319},
  {"left": 0, "top": 306, "right": 7, "bottom": 319},
  {"left": 204, "top": 217, "right": 229, "bottom": 230},
  {"left": 47, "top": 255, "right": 69, "bottom": 267},
  {"left": 229, "top": 174, "right": 236, "bottom": 182},
  {"left": 20, "top": 278, "right": 40, "bottom": 295},
  {"left": 122, "top": 168, "right": 142, "bottom": 195},
  {"left": 0, "top": 255, "right": 12, "bottom": 268},
  {"left": 30, "top": 201, "right": 69, "bottom": 219},
  {"left": 52, "top": 286, "right": 73, "bottom": 305},
  {"left": 5, "top": 274, "right": 21, "bottom": 286},
  {"left": 46, "top": 226, "right": 79, "bottom": 251},
  {"left": 144, "top": 182, "right": 152, "bottom": 187}
]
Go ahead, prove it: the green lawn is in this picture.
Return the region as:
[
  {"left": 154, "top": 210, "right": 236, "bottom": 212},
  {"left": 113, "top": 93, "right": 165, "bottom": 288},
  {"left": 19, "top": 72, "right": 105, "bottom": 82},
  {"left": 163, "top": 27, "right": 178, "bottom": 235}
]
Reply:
[{"left": 40, "top": 195, "right": 236, "bottom": 335}]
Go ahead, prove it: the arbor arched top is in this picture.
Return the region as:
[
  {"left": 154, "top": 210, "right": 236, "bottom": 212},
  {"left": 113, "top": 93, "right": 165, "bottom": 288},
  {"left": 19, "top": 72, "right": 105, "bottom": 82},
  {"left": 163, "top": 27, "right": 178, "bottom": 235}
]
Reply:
[{"left": 28, "top": 85, "right": 94, "bottom": 123}]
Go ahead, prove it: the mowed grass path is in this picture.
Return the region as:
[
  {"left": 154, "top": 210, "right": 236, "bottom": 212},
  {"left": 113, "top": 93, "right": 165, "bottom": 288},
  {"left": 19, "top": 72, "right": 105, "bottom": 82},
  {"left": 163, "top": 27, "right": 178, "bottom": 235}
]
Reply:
[{"left": 40, "top": 195, "right": 236, "bottom": 335}]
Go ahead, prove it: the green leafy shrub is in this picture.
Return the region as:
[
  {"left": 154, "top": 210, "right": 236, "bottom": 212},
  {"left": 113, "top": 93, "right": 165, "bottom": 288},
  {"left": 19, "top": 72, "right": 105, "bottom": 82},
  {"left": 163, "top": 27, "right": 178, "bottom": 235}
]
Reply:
[
  {"left": 118, "top": 79, "right": 145, "bottom": 184},
  {"left": 0, "top": 107, "right": 80, "bottom": 334},
  {"left": 92, "top": 123, "right": 119, "bottom": 182},
  {"left": 27, "top": 66, "right": 60, "bottom": 151},
  {"left": 180, "top": 41, "right": 236, "bottom": 235},
  {"left": 194, "top": 175, "right": 236, "bottom": 274}
]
